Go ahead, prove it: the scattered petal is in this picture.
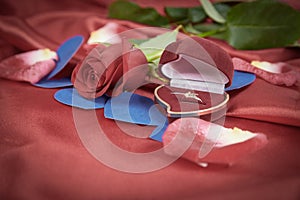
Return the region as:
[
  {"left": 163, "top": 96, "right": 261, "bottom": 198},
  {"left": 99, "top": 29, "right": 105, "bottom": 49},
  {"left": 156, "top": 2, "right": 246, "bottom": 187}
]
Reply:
[
  {"left": 0, "top": 49, "right": 57, "bottom": 84},
  {"left": 18, "top": 48, "right": 57, "bottom": 65},
  {"left": 87, "top": 22, "right": 122, "bottom": 45},
  {"left": 251, "top": 60, "right": 285, "bottom": 74},
  {"left": 232, "top": 57, "right": 300, "bottom": 86},
  {"left": 163, "top": 118, "right": 268, "bottom": 166}
]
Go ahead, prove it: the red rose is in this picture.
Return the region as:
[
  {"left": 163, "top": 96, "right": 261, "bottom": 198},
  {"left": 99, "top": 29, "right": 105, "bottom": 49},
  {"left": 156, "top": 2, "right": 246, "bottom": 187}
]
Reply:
[{"left": 71, "top": 40, "right": 148, "bottom": 99}]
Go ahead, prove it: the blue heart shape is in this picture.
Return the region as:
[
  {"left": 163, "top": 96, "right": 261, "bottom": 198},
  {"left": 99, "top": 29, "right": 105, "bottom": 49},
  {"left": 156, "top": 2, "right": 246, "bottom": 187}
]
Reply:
[
  {"left": 33, "top": 77, "right": 73, "bottom": 88},
  {"left": 34, "top": 35, "right": 84, "bottom": 88},
  {"left": 104, "top": 92, "right": 168, "bottom": 141},
  {"left": 225, "top": 70, "right": 256, "bottom": 91},
  {"left": 54, "top": 88, "right": 108, "bottom": 109}
]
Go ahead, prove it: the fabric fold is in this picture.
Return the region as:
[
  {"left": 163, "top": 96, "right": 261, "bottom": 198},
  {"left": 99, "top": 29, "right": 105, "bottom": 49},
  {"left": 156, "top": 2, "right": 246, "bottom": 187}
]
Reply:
[{"left": 0, "top": 16, "right": 59, "bottom": 51}]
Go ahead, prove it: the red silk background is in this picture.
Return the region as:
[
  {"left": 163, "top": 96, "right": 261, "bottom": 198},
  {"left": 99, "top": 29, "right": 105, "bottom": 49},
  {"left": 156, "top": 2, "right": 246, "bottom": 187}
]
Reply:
[{"left": 0, "top": 0, "right": 299, "bottom": 199}]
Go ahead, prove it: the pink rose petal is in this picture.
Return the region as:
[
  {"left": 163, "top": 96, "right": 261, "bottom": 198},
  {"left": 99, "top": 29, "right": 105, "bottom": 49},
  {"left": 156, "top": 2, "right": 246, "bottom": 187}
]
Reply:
[
  {"left": 87, "top": 22, "right": 124, "bottom": 45},
  {"left": 0, "top": 49, "right": 57, "bottom": 84},
  {"left": 163, "top": 118, "right": 268, "bottom": 167},
  {"left": 232, "top": 57, "right": 300, "bottom": 86}
]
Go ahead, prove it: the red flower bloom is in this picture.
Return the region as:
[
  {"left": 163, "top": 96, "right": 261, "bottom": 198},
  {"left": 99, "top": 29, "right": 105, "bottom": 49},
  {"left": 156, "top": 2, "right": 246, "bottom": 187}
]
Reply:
[{"left": 71, "top": 40, "right": 148, "bottom": 99}]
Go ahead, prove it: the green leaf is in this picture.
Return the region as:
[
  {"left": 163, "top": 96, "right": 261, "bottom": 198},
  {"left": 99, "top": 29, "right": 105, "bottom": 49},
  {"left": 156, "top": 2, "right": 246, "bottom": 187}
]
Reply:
[
  {"left": 184, "top": 23, "right": 226, "bottom": 37},
  {"left": 200, "top": 0, "right": 226, "bottom": 23},
  {"left": 131, "top": 28, "right": 179, "bottom": 64},
  {"left": 194, "top": 23, "right": 224, "bottom": 32},
  {"left": 187, "top": 7, "right": 206, "bottom": 23},
  {"left": 165, "top": 4, "right": 228, "bottom": 25},
  {"left": 184, "top": 24, "right": 202, "bottom": 34},
  {"left": 214, "top": 3, "right": 231, "bottom": 19},
  {"left": 108, "top": 0, "right": 169, "bottom": 26},
  {"left": 195, "top": 23, "right": 227, "bottom": 37},
  {"left": 164, "top": 7, "right": 188, "bottom": 22},
  {"left": 226, "top": 0, "right": 300, "bottom": 50},
  {"left": 164, "top": 6, "right": 206, "bottom": 24},
  {"left": 129, "top": 38, "right": 149, "bottom": 46}
]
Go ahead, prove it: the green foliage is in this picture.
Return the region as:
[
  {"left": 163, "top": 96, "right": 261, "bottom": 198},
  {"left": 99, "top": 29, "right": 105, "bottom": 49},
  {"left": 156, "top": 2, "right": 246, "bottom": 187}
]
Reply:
[
  {"left": 226, "top": 0, "right": 300, "bottom": 49},
  {"left": 108, "top": 0, "right": 300, "bottom": 50},
  {"left": 108, "top": 0, "right": 169, "bottom": 26}
]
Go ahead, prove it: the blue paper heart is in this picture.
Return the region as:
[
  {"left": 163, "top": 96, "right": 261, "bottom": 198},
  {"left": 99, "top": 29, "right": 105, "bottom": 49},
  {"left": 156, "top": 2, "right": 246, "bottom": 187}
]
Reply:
[
  {"left": 33, "top": 77, "right": 73, "bottom": 88},
  {"left": 54, "top": 88, "right": 108, "bottom": 109},
  {"left": 149, "top": 120, "right": 169, "bottom": 142},
  {"left": 104, "top": 92, "right": 166, "bottom": 125},
  {"left": 33, "top": 35, "right": 84, "bottom": 88},
  {"left": 225, "top": 70, "right": 256, "bottom": 91},
  {"left": 104, "top": 92, "right": 168, "bottom": 141},
  {"left": 44, "top": 35, "right": 84, "bottom": 80}
]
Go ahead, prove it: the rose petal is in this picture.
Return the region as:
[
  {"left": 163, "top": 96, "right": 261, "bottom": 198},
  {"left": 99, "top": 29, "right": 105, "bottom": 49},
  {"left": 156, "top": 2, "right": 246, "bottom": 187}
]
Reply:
[
  {"left": 87, "top": 22, "right": 123, "bottom": 45},
  {"left": 251, "top": 60, "right": 284, "bottom": 74},
  {"left": 115, "top": 40, "right": 148, "bottom": 95},
  {"left": 232, "top": 57, "right": 299, "bottom": 86},
  {"left": 163, "top": 118, "right": 268, "bottom": 166},
  {"left": 17, "top": 48, "right": 57, "bottom": 65},
  {"left": 0, "top": 49, "right": 57, "bottom": 84},
  {"left": 72, "top": 38, "right": 148, "bottom": 99}
]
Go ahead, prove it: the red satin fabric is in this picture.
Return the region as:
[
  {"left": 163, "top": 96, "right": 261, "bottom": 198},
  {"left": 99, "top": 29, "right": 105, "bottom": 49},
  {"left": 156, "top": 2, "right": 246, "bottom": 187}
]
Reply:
[{"left": 0, "top": 0, "right": 300, "bottom": 199}]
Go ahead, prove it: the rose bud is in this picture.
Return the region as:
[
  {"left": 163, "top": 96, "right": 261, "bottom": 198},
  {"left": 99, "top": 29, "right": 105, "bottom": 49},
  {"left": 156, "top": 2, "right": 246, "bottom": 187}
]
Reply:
[
  {"left": 71, "top": 40, "right": 148, "bottom": 99},
  {"left": 163, "top": 117, "right": 268, "bottom": 167}
]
